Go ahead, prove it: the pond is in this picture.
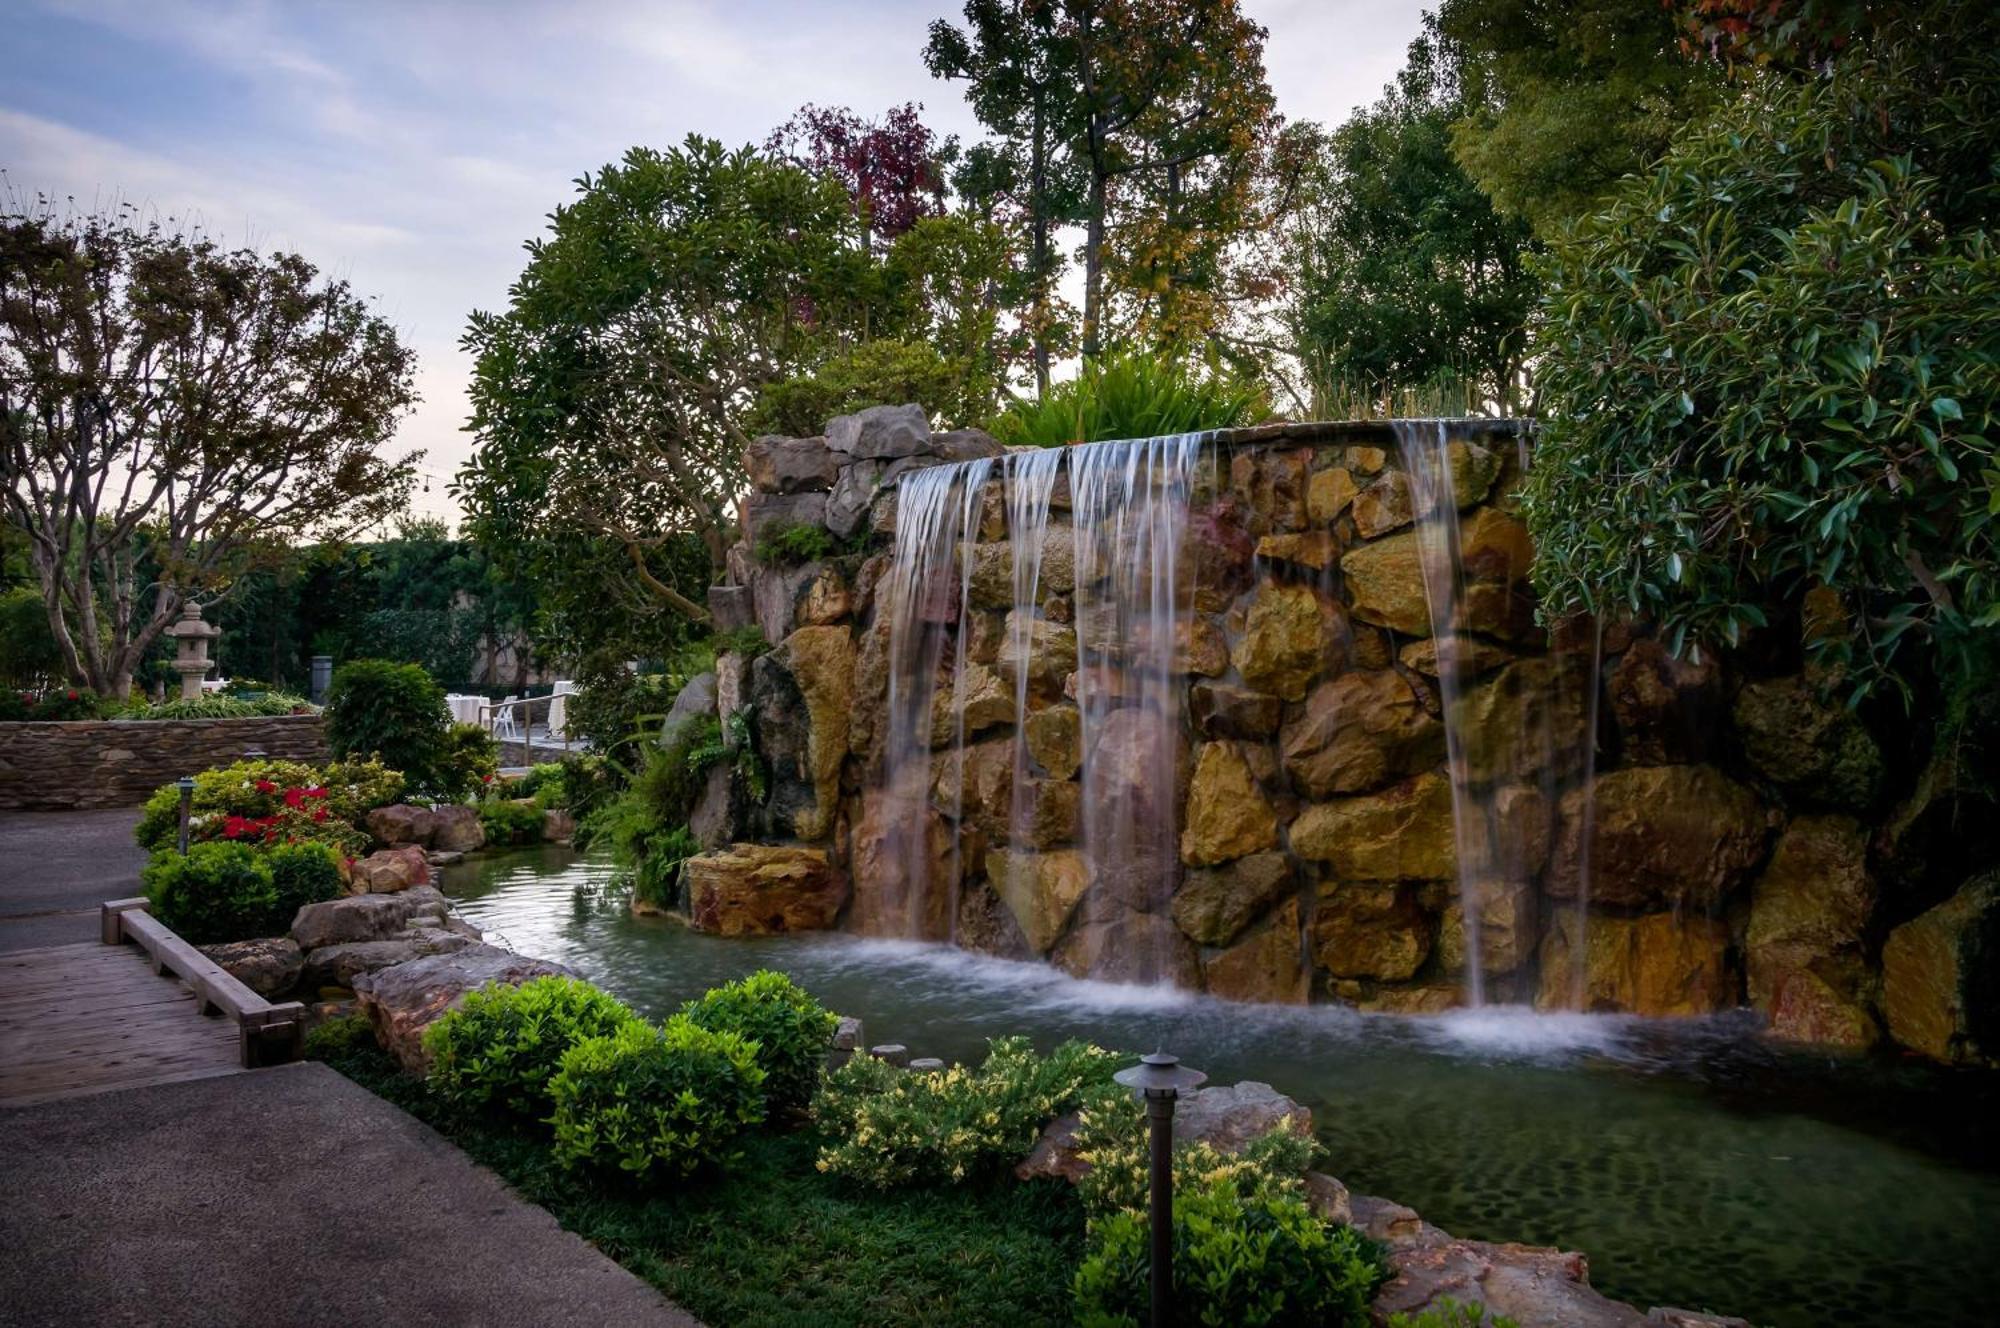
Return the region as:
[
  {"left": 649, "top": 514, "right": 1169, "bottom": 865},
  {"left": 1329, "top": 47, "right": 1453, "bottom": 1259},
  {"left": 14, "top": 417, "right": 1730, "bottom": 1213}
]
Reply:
[{"left": 441, "top": 846, "right": 2000, "bottom": 1328}]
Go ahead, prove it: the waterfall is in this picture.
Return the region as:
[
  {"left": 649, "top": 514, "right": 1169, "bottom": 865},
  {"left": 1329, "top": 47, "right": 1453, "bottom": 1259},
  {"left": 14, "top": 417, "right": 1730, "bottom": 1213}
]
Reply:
[{"left": 1003, "top": 449, "right": 1065, "bottom": 871}]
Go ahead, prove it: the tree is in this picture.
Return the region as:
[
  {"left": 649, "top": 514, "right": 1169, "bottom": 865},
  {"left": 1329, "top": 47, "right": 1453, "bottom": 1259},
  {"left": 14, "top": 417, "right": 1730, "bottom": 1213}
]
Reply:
[
  {"left": 1523, "top": 5, "right": 2000, "bottom": 702},
  {"left": 766, "top": 103, "right": 951, "bottom": 257},
  {"left": 0, "top": 200, "right": 417, "bottom": 699},
  {"left": 1282, "top": 39, "right": 1539, "bottom": 413},
  {"left": 459, "top": 138, "right": 865, "bottom": 631}
]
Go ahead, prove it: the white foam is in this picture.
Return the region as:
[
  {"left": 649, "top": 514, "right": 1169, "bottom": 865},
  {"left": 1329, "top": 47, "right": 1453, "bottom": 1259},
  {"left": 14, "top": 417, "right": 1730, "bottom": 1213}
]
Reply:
[{"left": 1406, "top": 1004, "right": 1646, "bottom": 1061}]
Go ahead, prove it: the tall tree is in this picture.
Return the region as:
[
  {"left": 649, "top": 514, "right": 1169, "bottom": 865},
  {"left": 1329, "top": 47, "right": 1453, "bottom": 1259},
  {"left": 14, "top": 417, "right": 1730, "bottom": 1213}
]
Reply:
[
  {"left": 765, "top": 103, "right": 951, "bottom": 256},
  {"left": 0, "top": 200, "right": 417, "bottom": 698}
]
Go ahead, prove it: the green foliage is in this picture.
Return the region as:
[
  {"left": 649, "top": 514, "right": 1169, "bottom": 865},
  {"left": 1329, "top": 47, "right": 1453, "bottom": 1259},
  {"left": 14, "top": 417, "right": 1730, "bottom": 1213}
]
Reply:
[
  {"left": 712, "top": 625, "right": 772, "bottom": 659},
  {"left": 1526, "top": 18, "right": 2000, "bottom": 702},
  {"left": 0, "top": 586, "right": 62, "bottom": 686},
  {"left": 1386, "top": 1300, "right": 1521, "bottom": 1328},
  {"left": 0, "top": 686, "right": 107, "bottom": 721},
  {"left": 680, "top": 971, "right": 838, "bottom": 1115},
  {"left": 548, "top": 1016, "right": 767, "bottom": 1183},
  {"left": 436, "top": 723, "right": 501, "bottom": 802},
  {"left": 134, "top": 692, "right": 312, "bottom": 720},
  {"left": 991, "top": 350, "right": 1265, "bottom": 447},
  {"left": 424, "top": 976, "right": 641, "bottom": 1120},
  {"left": 133, "top": 755, "right": 402, "bottom": 856},
  {"left": 753, "top": 337, "right": 970, "bottom": 440},
  {"left": 1072, "top": 1178, "right": 1386, "bottom": 1328},
  {"left": 302, "top": 1013, "right": 375, "bottom": 1061},
  {"left": 754, "top": 522, "right": 838, "bottom": 567},
  {"left": 812, "top": 1036, "right": 1122, "bottom": 1188},
  {"left": 1072, "top": 1086, "right": 1319, "bottom": 1222},
  {"left": 323, "top": 659, "right": 453, "bottom": 796},
  {"left": 565, "top": 647, "right": 712, "bottom": 772},
  {"left": 478, "top": 798, "right": 546, "bottom": 847},
  {"left": 591, "top": 712, "right": 733, "bottom": 905},
  {"left": 141, "top": 840, "right": 341, "bottom": 944},
  {"left": 553, "top": 755, "right": 620, "bottom": 844}
]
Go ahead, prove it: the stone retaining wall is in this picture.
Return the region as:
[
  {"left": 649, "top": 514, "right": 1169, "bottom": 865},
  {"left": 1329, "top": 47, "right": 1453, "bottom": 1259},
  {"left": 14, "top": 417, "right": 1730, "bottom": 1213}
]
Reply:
[{"left": 0, "top": 715, "right": 329, "bottom": 811}]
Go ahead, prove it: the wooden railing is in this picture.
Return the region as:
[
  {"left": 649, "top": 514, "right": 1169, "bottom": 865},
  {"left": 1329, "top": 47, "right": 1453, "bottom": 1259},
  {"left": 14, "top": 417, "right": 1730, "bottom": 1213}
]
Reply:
[{"left": 99, "top": 899, "right": 305, "bottom": 1069}]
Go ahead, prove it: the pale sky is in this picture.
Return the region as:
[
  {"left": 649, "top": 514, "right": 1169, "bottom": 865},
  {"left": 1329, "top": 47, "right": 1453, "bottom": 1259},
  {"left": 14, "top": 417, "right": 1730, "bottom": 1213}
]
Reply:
[{"left": 1, "top": 0, "right": 1426, "bottom": 523}]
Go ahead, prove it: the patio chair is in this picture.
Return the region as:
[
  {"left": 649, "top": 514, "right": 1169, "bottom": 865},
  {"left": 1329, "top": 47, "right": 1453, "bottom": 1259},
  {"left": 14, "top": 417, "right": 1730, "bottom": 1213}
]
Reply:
[{"left": 492, "top": 695, "right": 522, "bottom": 742}]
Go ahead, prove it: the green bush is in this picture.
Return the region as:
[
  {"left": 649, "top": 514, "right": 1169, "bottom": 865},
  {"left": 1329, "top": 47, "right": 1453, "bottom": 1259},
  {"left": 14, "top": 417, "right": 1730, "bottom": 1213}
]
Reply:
[
  {"left": 1072, "top": 1178, "right": 1386, "bottom": 1328},
  {"left": 323, "top": 659, "right": 451, "bottom": 794},
  {"left": 812, "top": 1036, "right": 1122, "bottom": 1188},
  {"left": 1386, "top": 1301, "right": 1520, "bottom": 1328},
  {"left": 0, "top": 686, "right": 107, "bottom": 721},
  {"left": 681, "top": 971, "right": 838, "bottom": 1114},
  {"left": 1072, "top": 1084, "right": 1319, "bottom": 1221},
  {"left": 136, "top": 692, "right": 312, "bottom": 720},
  {"left": 0, "top": 586, "right": 63, "bottom": 687},
  {"left": 424, "top": 976, "right": 641, "bottom": 1119},
  {"left": 590, "top": 714, "right": 734, "bottom": 905},
  {"left": 478, "top": 798, "right": 546, "bottom": 846},
  {"left": 303, "top": 1013, "right": 376, "bottom": 1061},
  {"left": 133, "top": 756, "right": 402, "bottom": 857},
  {"left": 548, "top": 1016, "right": 767, "bottom": 1183},
  {"left": 991, "top": 350, "right": 1266, "bottom": 447},
  {"left": 711, "top": 625, "right": 772, "bottom": 659},
  {"left": 754, "top": 522, "right": 836, "bottom": 567},
  {"left": 141, "top": 840, "right": 341, "bottom": 944},
  {"left": 436, "top": 722, "right": 500, "bottom": 801}
]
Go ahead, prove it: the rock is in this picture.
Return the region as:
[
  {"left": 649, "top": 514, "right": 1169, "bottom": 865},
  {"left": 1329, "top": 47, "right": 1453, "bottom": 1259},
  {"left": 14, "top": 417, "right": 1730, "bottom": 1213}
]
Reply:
[
  {"left": 1024, "top": 706, "right": 1082, "bottom": 780},
  {"left": 365, "top": 804, "right": 436, "bottom": 849},
  {"left": 1186, "top": 500, "right": 1257, "bottom": 612},
  {"left": 1016, "top": 1111, "right": 1091, "bottom": 1183},
  {"left": 1053, "top": 912, "right": 1201, "bottom": 988},
  {"left": 848, "top": 794, "right": 954, "bottom": 940},
  {"left": 1172, "top": 851, "right": 1294, "bottom": 947},
  {"left": 1745, "top": 815, "right": 1877, "bottom": 1048},
  {"left": 1190, "top": 681, "right": 1284, "bottom": 740},
  {"left": 929, "top": 659, "right": 1014, "bottom": 745},
  {"left": 1083, "top": 706, "right": 1188, "bottom": 838},
  {"left": 908, "top": 1057, "right": 946, "bottom": 1072},
  {"left": 430, "top": 804, "right": 486, "bottom": 855},
  {"left": 541, "top": 808, "right": 576, "bottom": 843},
  {"left": 989, "top": 848, "right": 1091, "bottom": 953},
  {"left": 825, "top": 459, "right": 882, "bottom": 538},
  {"left": 348, "top": 845, "right": 432, "bottom": 894},
  {"left": 1350, "top": 981, "right": 1462, "bottom": 1015},
  {"left": 1608, "top": 637, "right": 1720, "bottom": 765},
  {"left": 1442, "top": 439, "right": 1503, "bottom": 508},
  {"left": 742, "top": 491, "right": 829, "bottom": 542},
  {"left": 1175, "top": 1081, "right": 1312, "bottom": 1152},
  {"left": 706, "top": 583, "right": 755, "bottom": 631},
  {"left": 1881, "top": 870, "right": 1999, "bottom": 1066},
  {"left": 956, "top": 880, "right": 1034, "bottom": 960},
  {"left": 198, "top": 937, "right": 302, "bottom": 998},
  {"left": 780, "top": 627, "right": 853, "bottom": 841},
  {"left": 685, "top": 844, "right": 850, "bottom": 936},
  {"left": 991, "top": 612, "right": 1077, "bottom": 697},
  {"left": 1546, "top": 765, "right": 1769, "bottom": 911},
  {"left": 1307, "top": 467, "right": 1357, "bottom": 524},
  {"left": 1230, "top": 447, "right": 1311, "bottom": 533},
  {"left": 715, "top": 651, "right": 752, "bottom": 731},
  {"left": 751, "top": 561, "right": 849, "bottom": 642},
  {"left": 1398, "top": 635, "right": 1514, "bottom": 680},
  {"left": 1352, "top": 472, "right": 1414, "bottom": 538},
  {"left": 967, "top": 530, "right": 1078, "bottom": 609},
  {"left": 1255, "top": 531, "right": 1340, "bottom": 570},
  {"left": 354, "top": 942, "right": 575, "bottom": 1073},
  {"left": 301, "top": 928, "right": 475, "bottom": 989},
  {"left": 1180, "top": 742, "right": 1278, "bottom": 866},
  {"left": 657, "top": 671, "right": 721, "bottom": 748},
  {"left": 1733, "top": 674, "right": 1886, "bottom": 810},
  {"left": 1373, "top": 1232, "right": 1657, "bottom": 1328},
  {"left": 1302, "top": 1171, "right": 1352, "bottom": 1226},
  {"left": 1344, "top": 507, "right": 1535, "bottom": 639},
  {"left": 292, "top": 886, "right": 452, "bottom": 950},
  {"left": 1282, "top": 670, "right": 1446, "bottom": 798},
  {"left": 1342, "top": 527, "right": 1431, "bottom": 636},
  {"left": 933, "top": 426, "right": 1005, "bottom": 462},
  {"left": 1536, "top": 911, "right": 1735, "bottom": 1016},
  {"left": 826, "top": 402, "right": 932, "bottom": 458},
  {"left": 1290, "top": 773, "right": 1457, "bottom": 882},
  {"left": 687, "top": 762, "right": 743, "bottom": 851},
  {"left": 1202, "top": 897, "right": 1308, "bottom": 1004},
  {"left": 744, "top": 434, "right": 841, "bottom": 493},
  {"left": 1448, "top": 657, "right": 1593, "bottom": 787},
  {"left": 1439, "top": 877, "right": 1537, "bottom": 976},
  {"left": 1350, "top": 1194, "right": 1431, "bottom": 1247},
  {"left": 1312, "top": 883, "right": 1434, "bottom": 981},
  {"left": 1232, "top": 582, "right": 1344, "bottom": 701}
]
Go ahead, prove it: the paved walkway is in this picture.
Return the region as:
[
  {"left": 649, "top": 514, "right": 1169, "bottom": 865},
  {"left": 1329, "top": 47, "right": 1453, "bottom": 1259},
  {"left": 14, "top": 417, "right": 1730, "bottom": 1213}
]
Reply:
[
  {"left": 0, "top": 807, "right": 149, "bottom": 953},
  {"left": 0, "top": 1062, "right": 702, "bottom": 1327}
]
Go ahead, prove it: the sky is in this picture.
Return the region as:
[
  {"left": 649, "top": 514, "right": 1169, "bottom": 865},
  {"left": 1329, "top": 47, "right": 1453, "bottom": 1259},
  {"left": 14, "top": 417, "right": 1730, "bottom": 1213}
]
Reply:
[{"left": 0, "top": 0, "right": 1427, "bottom": 524}]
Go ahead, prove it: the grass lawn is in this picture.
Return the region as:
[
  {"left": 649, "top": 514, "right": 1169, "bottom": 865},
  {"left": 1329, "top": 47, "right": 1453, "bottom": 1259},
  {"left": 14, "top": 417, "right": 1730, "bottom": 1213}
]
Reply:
[{"left": 325, "top": 1045, "right": 1087, "bottom": 1328}]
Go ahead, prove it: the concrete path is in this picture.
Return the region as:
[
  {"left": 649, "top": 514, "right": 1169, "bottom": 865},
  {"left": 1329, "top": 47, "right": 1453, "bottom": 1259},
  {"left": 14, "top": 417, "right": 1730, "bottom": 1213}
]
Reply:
[
  {"left": 0, "top": 1061, "right": 702, "bottom": 1327},
  {"left": 0, "top": 808, "right": 149, "bottom": 953}
]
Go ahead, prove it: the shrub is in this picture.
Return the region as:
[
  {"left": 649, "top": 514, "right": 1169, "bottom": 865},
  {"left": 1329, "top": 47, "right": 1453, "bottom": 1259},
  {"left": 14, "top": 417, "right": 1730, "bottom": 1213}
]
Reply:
[
  {"left": 565, "top": 645, "right": 716, "bottom": 771},
  {"left": 548, "top": 1016, "right": 767, "bottom": 1182},
  {"left": 323, "top": 659, "right": 451, "bottom": 794},
  {"left": 478, "top": 798, "right": 546, "bottom": 847},
  {"left": 681, "top": 970, "right": 838, "bottom": 1114},
  {"left": 0, "top": 686, "right": 107, "bottom": 721},
  {"left": 133, "top": 756, "right": 401, "bottom": 858},
  {"left": 137, "top": 692, "right": 312, "bottom": 720},
  {"left": 1072, "top": 1179, "right": 1386, "bottom": 1328},
  {"left": 591, "top": 715, "right": 731, "bottom": 904},
  {"left": 812, "top": 1036, "right": 1122, "bottom": 1188},
  {"left": 711, "top": 625, "right": 771, "bottom": 659},
  {"left": 754, "top": 521, "right": 836, "bottom": 567},
  {"left": 424, "top": 976, "right": 641, "bottom": 1119},
  {"left": 515, "top": 762, "right": 567, "bottom": 806},
  {"left": 0, "top": 586, "right": 63, "bottom": 687},
  {"left": 990, "top": 350, "right": 1266, "bottom": 448},
  {"left": 1072, "top": 1084, "right": 1319, "bottom": 1221},
  {"left": 435, "top": 723, "right": 500, "bottom": 801},
  {"left": 142, "top": 840, "right": 341, "bottom": 944},
  {"left": 1386, "top": 1302, "right": 1519, "bottom": 1328},
  {"left": 303, "top": 1012, "right": 376, "bottom": 1061}
]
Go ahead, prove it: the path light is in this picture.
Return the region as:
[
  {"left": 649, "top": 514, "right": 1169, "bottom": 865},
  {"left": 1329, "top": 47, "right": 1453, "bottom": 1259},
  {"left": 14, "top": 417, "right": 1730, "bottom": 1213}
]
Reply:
[
  {"left": 1113, "top": 1048, "right": 1206, "bottom": 1328},
  {"left": 176, "top": 776, "right": 196, "bottom": 855}
]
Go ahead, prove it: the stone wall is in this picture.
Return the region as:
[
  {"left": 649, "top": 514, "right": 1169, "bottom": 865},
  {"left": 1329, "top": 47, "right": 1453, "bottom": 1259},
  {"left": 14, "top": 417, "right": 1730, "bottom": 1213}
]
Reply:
[
  {"left": 688, "top": 405, "right": 1996, "bottom": 1066},
  {"left": 0, "top": 716, "right": 329, "bottom": 811}
]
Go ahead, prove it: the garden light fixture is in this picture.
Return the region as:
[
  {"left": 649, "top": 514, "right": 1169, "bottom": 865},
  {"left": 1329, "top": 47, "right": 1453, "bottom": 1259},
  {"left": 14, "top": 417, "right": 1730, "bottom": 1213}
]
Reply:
[
  {"left": 1113, "top": 1048, "right": 1207, "bottom": 1328},
  {"left": 176, "top": 776, "right": 196, "bottom": 855}
]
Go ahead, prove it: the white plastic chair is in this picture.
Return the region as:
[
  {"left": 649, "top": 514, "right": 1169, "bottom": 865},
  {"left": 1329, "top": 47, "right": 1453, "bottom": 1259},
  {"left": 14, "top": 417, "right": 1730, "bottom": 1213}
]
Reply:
[{"left": 492, "top": 695, "right": 522, "bottom": 741}]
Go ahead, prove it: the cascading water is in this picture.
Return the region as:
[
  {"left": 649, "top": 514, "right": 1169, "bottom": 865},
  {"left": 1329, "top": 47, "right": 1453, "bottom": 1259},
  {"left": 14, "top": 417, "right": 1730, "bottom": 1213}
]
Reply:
[{"left": 1002, "top": 448, "right": 1065, "bottom": 873}]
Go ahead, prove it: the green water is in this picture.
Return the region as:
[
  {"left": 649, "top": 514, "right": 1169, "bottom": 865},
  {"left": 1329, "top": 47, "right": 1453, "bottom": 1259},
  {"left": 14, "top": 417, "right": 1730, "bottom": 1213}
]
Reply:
[{"left": 441, "top": 846, "right": 2000, "bottom": 1328}]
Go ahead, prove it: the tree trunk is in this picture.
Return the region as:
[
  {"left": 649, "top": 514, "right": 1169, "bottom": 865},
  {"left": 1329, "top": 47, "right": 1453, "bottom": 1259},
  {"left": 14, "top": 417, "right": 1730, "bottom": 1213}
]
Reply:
[
  {"left": 1030, "top": 90, "right": 1052, "bottom": 395},
  {"left": 1082, "top": 169, "right": 1107, "bottom": 359}
]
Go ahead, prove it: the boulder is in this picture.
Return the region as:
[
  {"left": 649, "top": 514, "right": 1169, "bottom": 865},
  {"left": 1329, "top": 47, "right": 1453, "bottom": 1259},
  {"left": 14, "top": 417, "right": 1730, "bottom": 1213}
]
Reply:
[
  {"left": 1190, "top": 681, "right": 1284, "bottom": 740},
  {"left": 1352, "top": 472, "right": 1414, "bottom": 538},
  {"left": 751, "top": 561, "right": 849, "bottom": 642},
  {"left": 659, "top": 669, "right": 720, "bottom": 745},
  {"left": 1172, "top": 851, "right": 1294, "bottom": 947},
  {"left": 989, "top": 848, "right": 1090, "bottom": 954},
  {"left": 933, "top": 426, "right": 1006, "bottom": 462},
  {"left": 1398, "top": 635, "right": 1515, "bottom": 680},
  {"left": 742, "top": 491, "right": 829, "bottom": 542},
  {"left": 750, "top": 631, "right": 851, "bottom": 841},
  {"left": 1745, "top": 815, "right": 1877, "bottom": 1048},
  {"left": 1733, "top": 674, "right": 1886, "bottom": 810},
  {"left": 1024, "top": 706, "right": 1082, "bottom": 780},
  {"left": 541, "top": 808, "right": 576, "bottom": 843},
  {"left": 1202, "top": 897, "right": 1308, "bottom": 1004},
  {"left": 685, "top": 844, "right": 850, "bottom": 937},
  {"left": 1312, "top": 882, "right": 1434, "bottom": 981},
  {"left": 1232, "top": 582, "right": 1344, "bottom": 701},
  {"left": 826, "top": 402, "right": 932, "bottom": 459},
  {"left": 1186, "top": 500, "right": 1257, "bottom": 612},
  {"left": 1290, "top": 772, "right": 1456, "bottom": 882},
  {"left": 967, "top": 530, "right": 1077, "bottom": 608},
  {"left": 1302, "top": 1171, "right": 1352, "bottom": 1226},
  {"left": 292, "top": 886, "right": 452, "bottom": 951},
  {"left": 706, "top": 583, "right": 755, "bottom": 631},
  {"left": 1255, "top": 531, "right": 1340, "bottom": 571},
  {"left": 430, "top": 803, "right": 486, "bottom": 855},
  {"left": 991, "top": 612, "right": 1077, "bottom": 698},
  {"left": 1016, "top": 1079, "right": 1311, "bottom": 1184},
  {"left": 1306, "top": 467, "right": 1357, "bottom": 524},
  {"left": 825, "top": 458, "right": 883, "bottom": 539},
  {"left": 1881, "top": 870, "right": 1999, "bottom": 1066},
  {"left": 930, "top": 659, "right": 1014, "bottom": 745},
  {"left": 1229, "top": 447, "right": 1311, "bottom": 533},
  {"left": 348, "top": 845, "right": 432, "bottom": 894},
  {"left": 1281, "top": 670, "right": 1445, "bottom": 798},
  {"left": 1179, "top": 742, "right": 1278, "bottom": 866},
  {"left": 354, "top": 942, "right": 575, "bottom": 1072},
  {"left": 1608, "top": 637, "right": 1720, "bottom": 765},
  {"left": 1016, "top": 1111, "right": 1092, "bottom": 1183},
  {"left": 1448, "top": 657, "right": 1593, "bottom": 787},
  {"left": 1084, "top": 706, "right": 1188, "bottom": 834},
  {"left": 1344, "top": 507, "right": 1535, "bottom": 640},
  {"left": 301, "top": 928, "right": 475, "bottom": 989},
  {"left": 1545, "top": 765, "right": 1769, "bottom": 911},
  {"left": 848, "top": 795, "right": 954, "bottom": 940},
  {"left": 1439, "top": 877, "right": 1537, "bottom": 976},
  {"left": 1053, "top": 912, "right": 1201, "bottom": 988},
  {"left": 365, "top": 804, "right": 436, "bottom": 849},
  {"left": 956, "top": 880, "right": 1034, "bottom": 960},
  {"left": 688, "top": 762, "right": 744, "bottom": 851},
  {"left": 1535, "top": 911, "right": 1735, "bottom": 1016},
  {"left": 198, "top": 937, "right": 302, "bottom": 998},
  {"left": 743, "top": 434, "right": 841, "bottom": 493},
  {"left": 1341, "top": 527, "right": 1431, "bottom": 636}
]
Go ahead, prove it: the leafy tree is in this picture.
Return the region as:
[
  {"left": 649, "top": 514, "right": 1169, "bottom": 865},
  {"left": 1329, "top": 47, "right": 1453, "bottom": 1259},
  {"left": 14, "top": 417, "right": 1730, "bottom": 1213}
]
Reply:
[
  {"left": 1523, "top": 7, "right": 2000, "bottom": 702},
  {"left": 766, "top": 103, "right": 951, "bottom": 256},
  {"left": 1283, "top": 42, "right": 1539, "bottom": 413},
  {"left": 0, "top": 200, "right": 417, "bottom": 698}
]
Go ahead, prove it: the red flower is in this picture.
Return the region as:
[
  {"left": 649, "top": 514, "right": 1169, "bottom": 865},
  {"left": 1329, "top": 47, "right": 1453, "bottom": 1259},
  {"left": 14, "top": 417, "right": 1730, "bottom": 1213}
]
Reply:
[
  {"left": 254, "top": 779, "right": 278, "bottom": 795},
  {"left": 222, "top": 815, "right": 252, "bottom": 839},
  {"left": 66, "top": 690, "right": 78, "bottom": 700},
  {"left": 311, "top": 808, "right": 329, "bottom": 823},
  {"left": 483, "top": 774, "right": 494, "bottom": 784},
  {"left": 304, "top": 786, "right": 328, "bottom": 799},
  {"left": 283, "top": 787, "right": 305, "bottom": 809}
]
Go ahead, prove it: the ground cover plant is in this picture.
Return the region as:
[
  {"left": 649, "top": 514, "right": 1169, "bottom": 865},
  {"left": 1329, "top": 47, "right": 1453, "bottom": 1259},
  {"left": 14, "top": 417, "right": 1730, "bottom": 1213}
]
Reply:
[{"left": 141, "top": 839, "right": 342, "bottom": 944}]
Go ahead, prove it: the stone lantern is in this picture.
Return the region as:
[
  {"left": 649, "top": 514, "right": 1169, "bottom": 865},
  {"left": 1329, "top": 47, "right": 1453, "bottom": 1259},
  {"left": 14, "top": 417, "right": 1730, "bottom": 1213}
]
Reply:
[{"left": 166, "top": 601, "right": 221, "bottom": 700}]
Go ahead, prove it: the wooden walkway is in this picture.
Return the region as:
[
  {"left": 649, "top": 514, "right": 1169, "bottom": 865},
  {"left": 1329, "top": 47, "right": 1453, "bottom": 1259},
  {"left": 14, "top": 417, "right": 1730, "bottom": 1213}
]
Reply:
[{"left": 0, "top": 942, "right": 242, "bottom": 1108}]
